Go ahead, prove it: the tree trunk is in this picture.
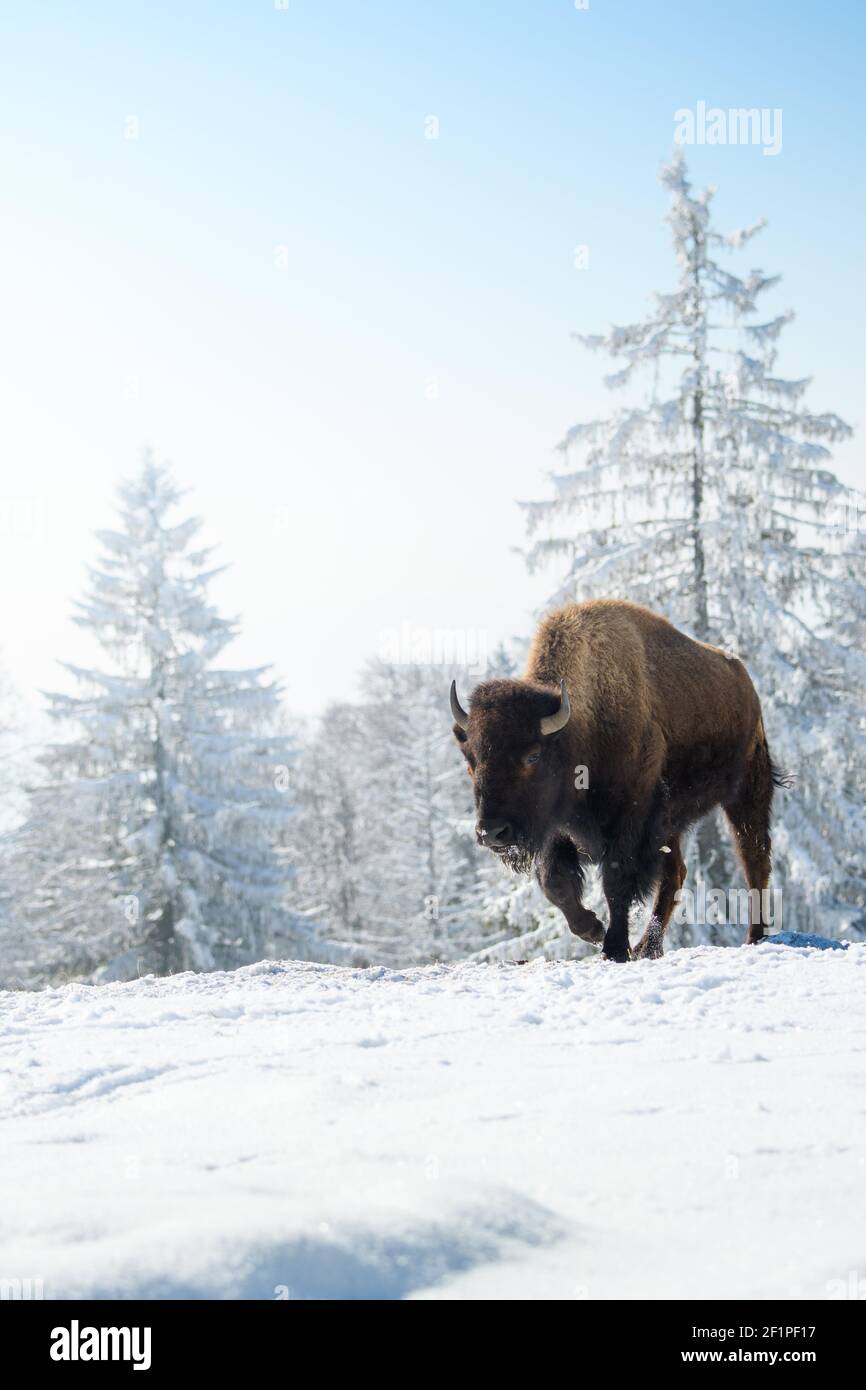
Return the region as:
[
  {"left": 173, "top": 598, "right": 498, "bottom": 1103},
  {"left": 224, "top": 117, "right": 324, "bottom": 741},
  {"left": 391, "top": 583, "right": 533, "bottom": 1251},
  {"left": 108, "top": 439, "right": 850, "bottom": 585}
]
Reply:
[
  {"left": 689, "top": 211, "right": 710, "bottom": 643},
  {"left": 152, "top": 684, "right": 177, "bottom": 975},
  {"left": 684, "top": 211, "right": 722, "bottom": 925},
  {"left": 691, "top": 383, "right": 709, "bottom": 642}
]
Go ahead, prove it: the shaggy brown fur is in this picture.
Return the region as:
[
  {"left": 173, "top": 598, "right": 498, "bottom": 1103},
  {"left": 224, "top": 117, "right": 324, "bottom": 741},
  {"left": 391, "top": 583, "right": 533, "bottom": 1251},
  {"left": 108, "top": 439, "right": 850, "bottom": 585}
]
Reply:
[{"left": 452, "top": 599, "right": 785, "bottom": 961}]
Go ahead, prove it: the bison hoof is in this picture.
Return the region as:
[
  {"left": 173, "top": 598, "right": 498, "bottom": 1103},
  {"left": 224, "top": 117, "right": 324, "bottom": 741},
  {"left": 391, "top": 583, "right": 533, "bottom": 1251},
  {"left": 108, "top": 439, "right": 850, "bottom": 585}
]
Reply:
[
  {"left": 601, "top": 939, "right": 632, "bottom": 963},
  {"left": 633, "top": 934, "right": 664, "bottom": 960},
  {"left": 569, "top": 912, "right": 605, "bottom": 944}
]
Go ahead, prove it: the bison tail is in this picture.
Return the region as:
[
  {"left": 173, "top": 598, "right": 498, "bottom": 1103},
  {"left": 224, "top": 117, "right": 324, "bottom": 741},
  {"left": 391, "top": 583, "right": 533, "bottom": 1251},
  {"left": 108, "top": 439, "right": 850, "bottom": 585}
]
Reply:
[
  {"left": 756, "top": 718, "right": 793, "bottom": 792},
  {"left": 769, "top": 755, "right": 794, "bottom": 791}
]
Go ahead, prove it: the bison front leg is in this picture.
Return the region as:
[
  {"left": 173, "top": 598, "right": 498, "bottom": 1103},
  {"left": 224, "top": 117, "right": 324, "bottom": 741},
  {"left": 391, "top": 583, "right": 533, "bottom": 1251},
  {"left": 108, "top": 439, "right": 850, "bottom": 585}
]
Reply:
[
  {"left": 600, "top": 861, "right": 636, "bottom": 962},
  {"left": 536, "top": 838, "right": 604, "bottom": 945}
]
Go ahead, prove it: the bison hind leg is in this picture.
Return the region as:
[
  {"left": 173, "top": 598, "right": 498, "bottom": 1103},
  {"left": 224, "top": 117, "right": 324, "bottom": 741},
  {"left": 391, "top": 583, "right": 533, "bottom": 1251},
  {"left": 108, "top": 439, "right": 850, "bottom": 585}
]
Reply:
[
  {"left": 723, "top": 733, "right": 776, "bottom": 945},
  {"left": 632, "top": 836, "right": 686, "bottom": 959},
  {"left": 632, "top": 920, "right": 664, "bottom": 960}
]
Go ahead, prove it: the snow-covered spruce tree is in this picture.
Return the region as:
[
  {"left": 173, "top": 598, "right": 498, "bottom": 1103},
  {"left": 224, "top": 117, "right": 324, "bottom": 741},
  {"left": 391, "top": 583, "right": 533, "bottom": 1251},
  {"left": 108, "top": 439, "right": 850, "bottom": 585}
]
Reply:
[
  {"left": 288, "top": 656, "right": 528, "bottom": 966},
  {"left": 0, "top": 661, "right": 35, "bottom": 989},
  {"left": 284, "top": 700, "right": 378, "bottom": 963},
  {"left": 288, "top": 661, "right": 476, "bottom": 965},
  {"left": 355, "top": 659, "right": 493, "bottom": 964},
  {"left": 13, "top": 456, "right": 305, "bottom": 981},
  {"left": 522, "top": 152, "right": 865, "bottom": 942}
]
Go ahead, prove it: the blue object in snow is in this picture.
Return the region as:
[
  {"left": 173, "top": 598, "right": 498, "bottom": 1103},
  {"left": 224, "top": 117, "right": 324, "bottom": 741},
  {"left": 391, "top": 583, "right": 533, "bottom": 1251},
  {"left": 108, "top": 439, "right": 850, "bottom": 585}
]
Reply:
[{"left": 766, "top": 931, "right": 848, "bottom": 951}]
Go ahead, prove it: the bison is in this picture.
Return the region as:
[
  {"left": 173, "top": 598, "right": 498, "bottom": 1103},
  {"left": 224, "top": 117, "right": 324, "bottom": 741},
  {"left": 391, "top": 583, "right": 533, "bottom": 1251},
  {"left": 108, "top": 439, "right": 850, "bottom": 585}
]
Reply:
[{"left": 450, "top": 599, "right": 787, "bottom": 961}]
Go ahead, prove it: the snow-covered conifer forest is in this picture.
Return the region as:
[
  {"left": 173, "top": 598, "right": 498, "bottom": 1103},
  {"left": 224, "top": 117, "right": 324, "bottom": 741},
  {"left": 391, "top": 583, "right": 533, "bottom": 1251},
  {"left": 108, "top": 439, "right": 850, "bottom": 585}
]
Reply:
[{"left": 1, "top": 157, "right": 862, "bottom": 986}]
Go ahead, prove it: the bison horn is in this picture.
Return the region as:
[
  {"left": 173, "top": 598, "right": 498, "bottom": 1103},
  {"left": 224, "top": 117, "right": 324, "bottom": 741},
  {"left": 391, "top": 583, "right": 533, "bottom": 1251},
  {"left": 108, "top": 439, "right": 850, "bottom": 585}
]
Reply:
[
  {"left": 449, "top": 680, "right": 469, "bottom": 730},
  {"left": 540, "top": 679, "right": 571, "bottom": 736}
]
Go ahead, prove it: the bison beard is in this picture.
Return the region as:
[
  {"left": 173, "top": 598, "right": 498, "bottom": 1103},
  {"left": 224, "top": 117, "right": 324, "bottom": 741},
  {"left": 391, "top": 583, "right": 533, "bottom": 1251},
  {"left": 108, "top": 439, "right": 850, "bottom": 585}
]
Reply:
[
  {"left": 496, "top": 842, "right": 537, "bottom": 877},
  {"left": 450, "top": 598, "right": 784, "bottom": 962}
]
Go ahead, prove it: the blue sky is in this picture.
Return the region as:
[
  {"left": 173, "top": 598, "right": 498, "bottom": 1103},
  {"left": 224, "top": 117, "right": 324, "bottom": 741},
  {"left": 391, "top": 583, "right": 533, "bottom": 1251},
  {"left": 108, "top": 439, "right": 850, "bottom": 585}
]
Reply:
[{"left": 0, "top": 1, "right": 862, "bottom": 714}]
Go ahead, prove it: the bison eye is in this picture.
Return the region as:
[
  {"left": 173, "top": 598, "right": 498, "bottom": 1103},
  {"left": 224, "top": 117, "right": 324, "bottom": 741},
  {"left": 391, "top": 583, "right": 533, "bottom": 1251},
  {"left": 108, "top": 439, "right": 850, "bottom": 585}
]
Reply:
[{"left": 524, "top": 750, "right": 540, "bottom": 767}]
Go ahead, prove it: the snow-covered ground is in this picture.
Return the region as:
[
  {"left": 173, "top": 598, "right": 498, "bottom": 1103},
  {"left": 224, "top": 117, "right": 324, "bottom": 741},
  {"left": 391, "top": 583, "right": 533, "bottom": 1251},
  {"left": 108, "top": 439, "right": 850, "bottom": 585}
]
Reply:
[{"left": 2, "top": 940, "right": 865, "bottom": 1301}]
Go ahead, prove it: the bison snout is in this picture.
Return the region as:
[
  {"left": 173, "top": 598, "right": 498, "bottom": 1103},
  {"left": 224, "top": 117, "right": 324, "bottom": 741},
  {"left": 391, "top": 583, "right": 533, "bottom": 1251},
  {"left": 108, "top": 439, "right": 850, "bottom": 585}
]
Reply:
[{"left": 476, "top": 819, "right": 514, "bottom": 848}]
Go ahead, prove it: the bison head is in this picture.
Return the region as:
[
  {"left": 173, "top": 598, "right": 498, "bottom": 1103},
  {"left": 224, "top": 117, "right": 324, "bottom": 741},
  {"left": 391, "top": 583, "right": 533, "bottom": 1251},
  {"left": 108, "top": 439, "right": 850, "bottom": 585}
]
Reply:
[{"left": 450, "top": 676, "right": 571, "bottom": 873}]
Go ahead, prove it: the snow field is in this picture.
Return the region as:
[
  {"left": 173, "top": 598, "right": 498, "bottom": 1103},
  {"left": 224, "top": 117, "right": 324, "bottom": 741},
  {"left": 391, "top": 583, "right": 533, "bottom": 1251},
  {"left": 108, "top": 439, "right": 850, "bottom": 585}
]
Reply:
[{"left": 1, "top": 940, "right": 864, "bottom": 1300}]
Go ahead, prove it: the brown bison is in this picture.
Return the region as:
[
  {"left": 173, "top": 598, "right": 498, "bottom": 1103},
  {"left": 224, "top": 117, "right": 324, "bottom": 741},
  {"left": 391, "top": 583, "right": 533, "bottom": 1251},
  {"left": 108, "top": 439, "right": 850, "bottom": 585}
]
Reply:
[{"left": 450, "top": 599, "right": 786, "bottom": 961}]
